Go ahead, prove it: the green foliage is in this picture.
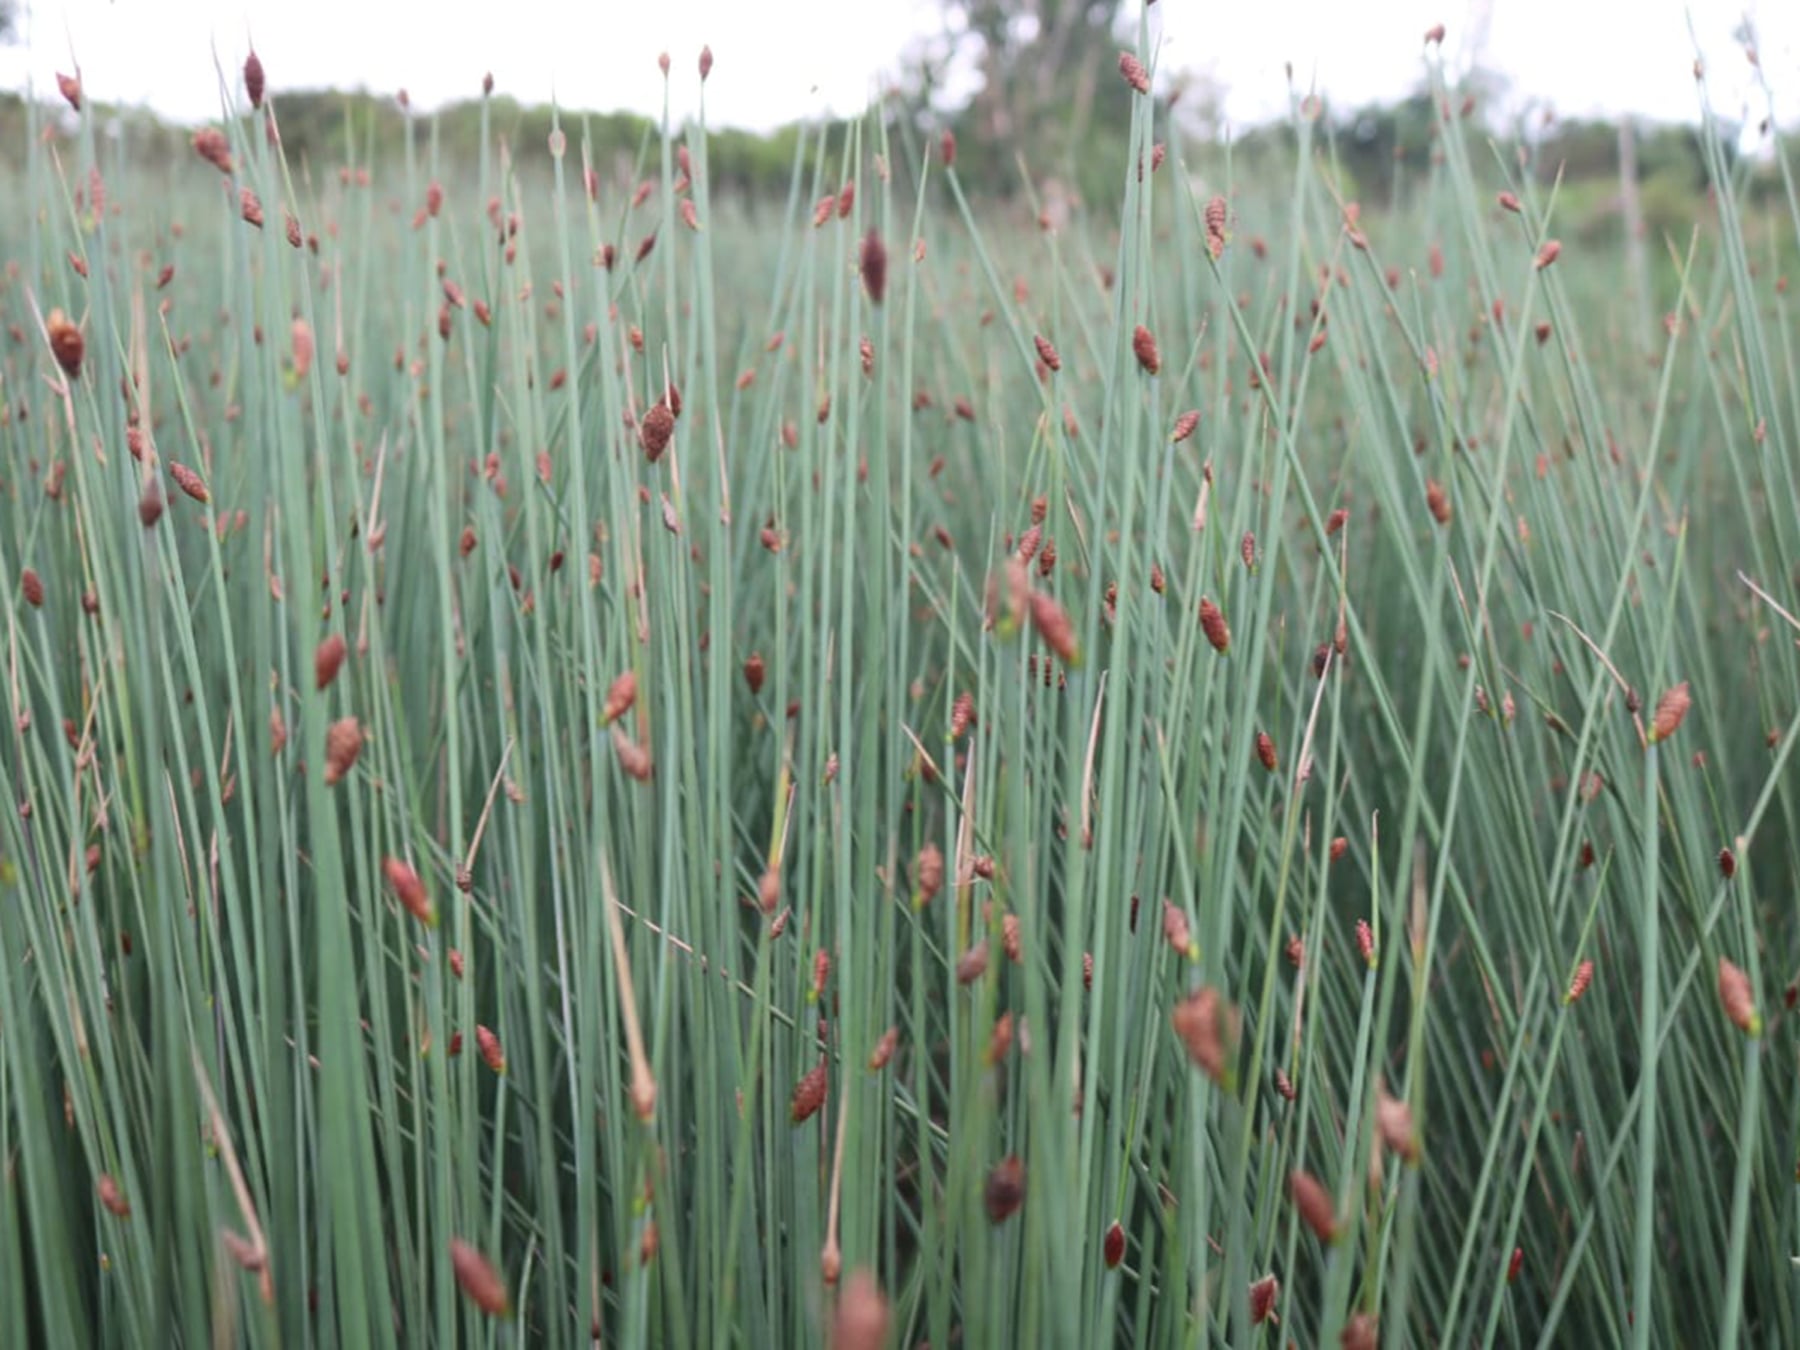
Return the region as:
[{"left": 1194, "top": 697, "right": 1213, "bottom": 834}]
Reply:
[{"left": 3, "top": 34, "right": 1800, "bottom": 1350}]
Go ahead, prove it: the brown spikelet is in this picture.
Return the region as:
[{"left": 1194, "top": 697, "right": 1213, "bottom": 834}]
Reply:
[
  {"left": 1241, "top": 532, "right": 1257, "bottom": 570},
  {"left": 1204, "top": 194, "right": 1229, "bottom": 259},
  {"left": 1497, "top": 190, "right": 1521, "bottom": 213},
  {"left": 1249, "top": 1273, "right": 1280, "bottom": 1323},
  {"left": 1564, "top": 958, "right": 1593, "bottom": 1005},
  {"left": 1171, "top": 986, "right": 1239, "bottom": 1087},
  {"left": 956, "top": 940, "right": 990, "bottom": 985},
  {"left": 1171, "top": 410, "right": 1200, "bottom": 443},
  {"left": 859, "top": 227, "right": 888, "bottom": 305},
  {"left": 913, "top": 841, "right": 945, "bottom": 909},
  {"left": 315, "top": 633, "right": 348, "bottom": 690},
  {"left": 138, "top": 475, "right": 165, "bottom": 528},
  {"left": 1198, "top": 598, "right": 1230, "bottom": 653},
  {"left": 1289, "top": 1168, "right": 1339, "bottom": 1242},
  {"left": 96, "top": 1174, "right": 130, "bottom": 1218},
  {"left": 1719, "top": 847, "right": 1736, "bottom": 878},
  {"left": 269, "top": 707, "right": 288, "bottom": 758},
  {"left": 831, "top": 1269, "right": 891, "bottom": 1350},
  {"left": 383, "top": 857, "right": 436, "bottom": 928},
  {"left": 1161, "top": 899, "right": 1197, "bottom": 961},
  {"left": 475, "top": 1024, "right": 506, "bottom": 1074},
  {"left": 244, "top": 51, "right": 266, "bottom": 108},
  {"left": 1255, "top": 731, "right": 1277, "bottom": 773},
  {"left": 450, "top": 1239, "right": 512, "bottom": 1318},
  {"left": 1027, "top": 590, "right": 1081, "bottom": 665},
  {"left": 1132, "top": 324, "right": 1161, "bottom": 375},
  {"left": 47, "top": 308, "right": 84, "bottom": 379},
  {"left": 985, "top": 1155, "right": 1026, "bottom": 1223},
  {"left": 868, "top": 1026, "right": 899, "bottom": 1071},
  {"left": 791, "top": 1060, "right": 828, "bottom": 1123},
  {"left": 602, "top": 670, "right": 638, "bottom": 725},
  {"left": 20, "top": 568, "right": 45, "bottom": 609},
  {"left": 169, "top": 462, "right": 209, "bottom": 503},
  {"left": 639, "top": 401, "right": 675, "bottom": 461},
  {"left": 1535, "top": 239, "right": 1561, "bottom": 269},
  {"left": 743, "top": 652, "right": 766, "bottom": 696},
  {"left": 1342, "top": 1313, "right": 1378, "bottom": 1350},
  {"left": 950, "top": 690, "right": 976, "bottom": 741},
  {"left": 1034, "top": 334, "right": 1062, "bottom": 371},
  {"left": 1375, "top": 1083, "right": 1421, "bottom": 1163},
  {"left": 1426, "top": 478, "right": 1451, "bottom": 525},
  {"left": 193, "top": 127, "right": 233, "bottom": 174},
  {"left": 1001, "top": 912, "right": 1023, "bottom": 964},
  {"left": 58, "top": 71, "right": 83, "bottom": 111},
  {"left": 1356, "top": 918, "right": 1377, "bottom": 967},
  {"left": 1118, "top": 51, "right": 1150, "bottom": 95},
  {"left": 612, "top": 726, "right": 654, "bottom": 781},
  {"left": 698, "top": 45, "right": 714, "bottom": 80},
  {"left": 1326, "top": 507, "right": 1349, "bottom": 536},
  {"left": 240, "top": 188, "right": 264, "bottom": 229},
  {"left": 1103, "top": 1221, "right": 1125, "bottom": 1269},
  {"left": 1717, "top": 956, "right": 1762, "bottom": 1036},
  {"left": 1648, "top": 681, "right": 1691, "bottom": 744},
  {"left": 323, "top": 717, "right": 363, "bottom": 786}
]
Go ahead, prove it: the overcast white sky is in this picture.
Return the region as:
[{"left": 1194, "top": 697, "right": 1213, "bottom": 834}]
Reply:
[{"left": 0, "top": 1, "right": 1793, "bottom": 135}]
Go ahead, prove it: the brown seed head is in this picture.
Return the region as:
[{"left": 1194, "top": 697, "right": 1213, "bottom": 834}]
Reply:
[
  {"left": 20, "top": 568, "right": 45, "bottom": 609},
  {"left": 323, "top": 717, "right": 363, "bottom": 785},
  {"left": 1255, "top": 731, "right": 1277, "bottom": 773},
  {"left": 476, "top": 1024, "right": 506, "bottom": 1074},
  {"left": 58, "top": 72, "right": 83, "bottom": 111},
  {"left": 1204, "top": 194, "right": 1229, "bottom": 259},
  {"left": 47, "top": 308, "right": 84, "bottom": 379},
  {"left": 382, "top": 857, "right": 436, "bottom": 928},
  {"left": 743, "top": 652, "right": 766, "bottom": 696},
  {"left": 1171, "top": 409, "right": 1200, "bottom": 443},
  {"left": 1118, "top": 51, "right": 1150, "bottom": 95},
  {"left": 1564, "top": 958, "right": 1593, "bottom": 1005},
  {"left": 1034, "top": 334, "right": 1062, "bottom": 371},
  {"left": 244, "top": 51, "right": 265, "bottom": 108},
  {"left": 1342, "top": 1313, "right": 1379, "bottom": 1350},
  {"left": 1426, "top": 478, "right": 1451, "bottom": 525},
  {"left": 985, "top": 1155, "right": 1026, "bottom": 1223},
  {"left": 1132, "top": 324, "right": 1161, "bottom": 375},
  {"left": 97, "top": 1174, "right": 130, "bottom": 1218},
  {"left": 639, "top": 400, "right": 674, "bottom": 461},
  {"left": 791, "top": 1060, "right": 828, "bottom": 1123},
  {"left": 1718, "top": 847, "right": 1736, "bottom": 878},
  {"left": 868, "top": 1026, "right": 899, "bottom": 1071},
  {"left": 612, "top": 726, "right": 654, "bottom": 781},
  {"left": 1535, "top": 239, "right": 1561, "bottom": 269},
  {"left": 1717, "top": 956, "right": 1761, "bottom": 1036},
  {"left": 956, "top": 940, "right": 990, "bottom": 985},
  {"left": 1027, "top": 590, "right": 1081, "bottom": 665},
  {"left": 1498, "top": 190, "right": 1521, "bottom": 213},
  {"left": 169, "top": 462, "right": 209, "bottom": 503},
  {"left": 193, "top": 127, "right": 233, "bottom": 174},
  {"left": 1103, "top": 1221, "right": 1126, "bottom": 1268},
  {"left": 698, "top": 45, "right": 714, "bottom": 80},
  {"left": 1198, "top": 597, "right": 1230, "bottom": 653},
  {"left": 913, "top": 841, "right": 944, "bottom": 909},
  {"left": 859, "top": 227, "right": 887, "bottom": 305},
  {"left": 1356, "top": 918, "right": 1377, "bottom": 968},
  {"left": 1161, "top": 899, "right": 1197, "bottom": 960},
  {"left": 449, "top": 1239, "right": 512, "bottom": 1318},
  {"left": 1289, "top": 1168, "right": 1339, "bottom": 1242},
  {"left": 1375, "top": 1083, "right": 1421, "bottom": 1163},
  {"left": 1249, "top": 1274, "right": 1280, "bottom": 1323},
  {"left": 1648, "top": 681, "right": 1691, "bottom": 744},
  {"left": 1171, "top": 985, "right": 1239, "bottom": 1087},
  {"left": 603, "top": 669, "right": 638, "bottom": 725},
  {"left": 831, "top": 1269, "right": 891, "bottom": 1350},
  {"left": 314, "top": 633, "right": 347, "bottom": 690}
]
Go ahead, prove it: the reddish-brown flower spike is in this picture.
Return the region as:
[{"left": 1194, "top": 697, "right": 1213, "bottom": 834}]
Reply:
[
  {"left": 1425, "top": 22, "right": 1446, "bottom": 44},
  {"left": 1103, "top": 1221, "right": 1125, "bottom": 1269},
  {"left": 1535, "top": 239, "right": 1561, "bottom": 269},
  {"left": 1118, "top": 51, "right": 1151, "bottom": 95},
  {"left": 1342, "top": 1313, "right": 1379, "bottom": 1350},
  {"left": 20, "top": 568, "right": 45, "bottom": 609},
  {"left": 1565, "top": 958, "right": 1594, "bottom": 1005},
  {"left": 1717, "top": 956, "right": 1762, "bottom": 1036},
  {"left": 323, "top": 717, "right": 363, "bottom": 786},
  {"left": 868, "top": 1026, "right": 899, "bottom": 1071},
  {"left": 1356, "top": 918, "right": 1377, "bottom": 968},
  {"left": 950, "top": 690, "right": 976, "bottom": 741},
  {"left": 58, "top": 71, "right": 83, "bottom": 111},
  {"left": 859, "top": 227, "right": 887, "bottom": 305},
  {"left": 1028, "top": 590, "right": 1081, "bottom": 665},
  {"left": 1718, "top": 847, "right": 1736, "bottom": 878},
  {"left": 47, "top": 308, "right": 84, "bottom": 379},
  {"left": 1132, "top": 324, "right": 1161, "bottom": 375},
  {"left": 383, "top": 857, "right": 436, "bottom": 928},
  {"left": 1171, "top": 410, "right": 1200, "bottom": 443},
  {"left": 1171, "top": 986, "right": 1240, "bottom": 1087},
  {"left": 1255, "top": 731, "right": 1277, "bottom": 773},
  {"left": 193, "top": 127, "right": 233, "bottom": 174},
  {"left": 244, "top": 51, "right": 265, "bottom": 108},
  {"left": 698, "top": 45, "right": 714, "bottom": 80},
  {"left": 476, "top": 1024, "right": 506, "bottom": 1074},
  {"left": 985, "top": 1155, "right": 1026, "bottom": 1223},
  {"left": 315, "top": 633, "right": 348, "bottom": 690},
  {"left": 639, "top": 400, "right": 674, "bottom": 461},
  {"left": 1326, "top": 507, "right": 1349, "bottom": 535},
  {"left": 831, "top": 1269, "right": 891, "bottom": 1350},
  {"left": 1161, "top": 899, "right": 1198, "bottom": 961},
  {"left": 1426, "top": 478, "right": 1452, "bottom": 525},
  {"left": 1497, "top": 190, "right": 1521, "bottom": 213},
  {"left": 97, "top": 1174, "right": 130, "bottom": 1218},
  {"left": 914, "top": 841, "right": 944, "bottom": 910},
  {"left": 1290, "top": 1168, "right": 1340, "bottom": 1243},
  {"left": 1204, "top": 195, "right": 1228, "bottom": 259},
  {"left": 1034, "top": 334, "right": 1062, "bottom": 372},
  {"left": 791, "top": 1060, "right": 828, "bottom": 1123},
  {"left": 1648, "top": 681, "right": 1691, "bottom": 744},
  {"left": 171, "top": 463, "right": 209, "bottom": 505},
  {"left": 956, "top": 940, "right": 990, "bottom": 985},
  {"left": 602, "top": 670, "right": 637, "bottom": 725},
  {"left": 612, "top": 727, "right": 654, "bottom": 781},
  {"left": 1249, "top": 1274, "right": 1280, "bottom": 1324},
  {"left": 742, "top": 652, "right": 766, "bottom": 697},
  {"left": 1199, "top": 598, "right": 1230, "bottom": 653},
  {"left": 1376, "top": 1084, "right": 1421, "bottom": 1164},
  {"left": 1274, "top": 1068, "right": 1296, "bottom": 1101},
  {"left": 240, "top": 188, "right": 264, "bottom": 229},
  {"left": 1507, "top": 1246, "right": 1525, "bottom": 1283},
  {"left": 450, "top": 1239, "right": 512, "bottom": 1318}
]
